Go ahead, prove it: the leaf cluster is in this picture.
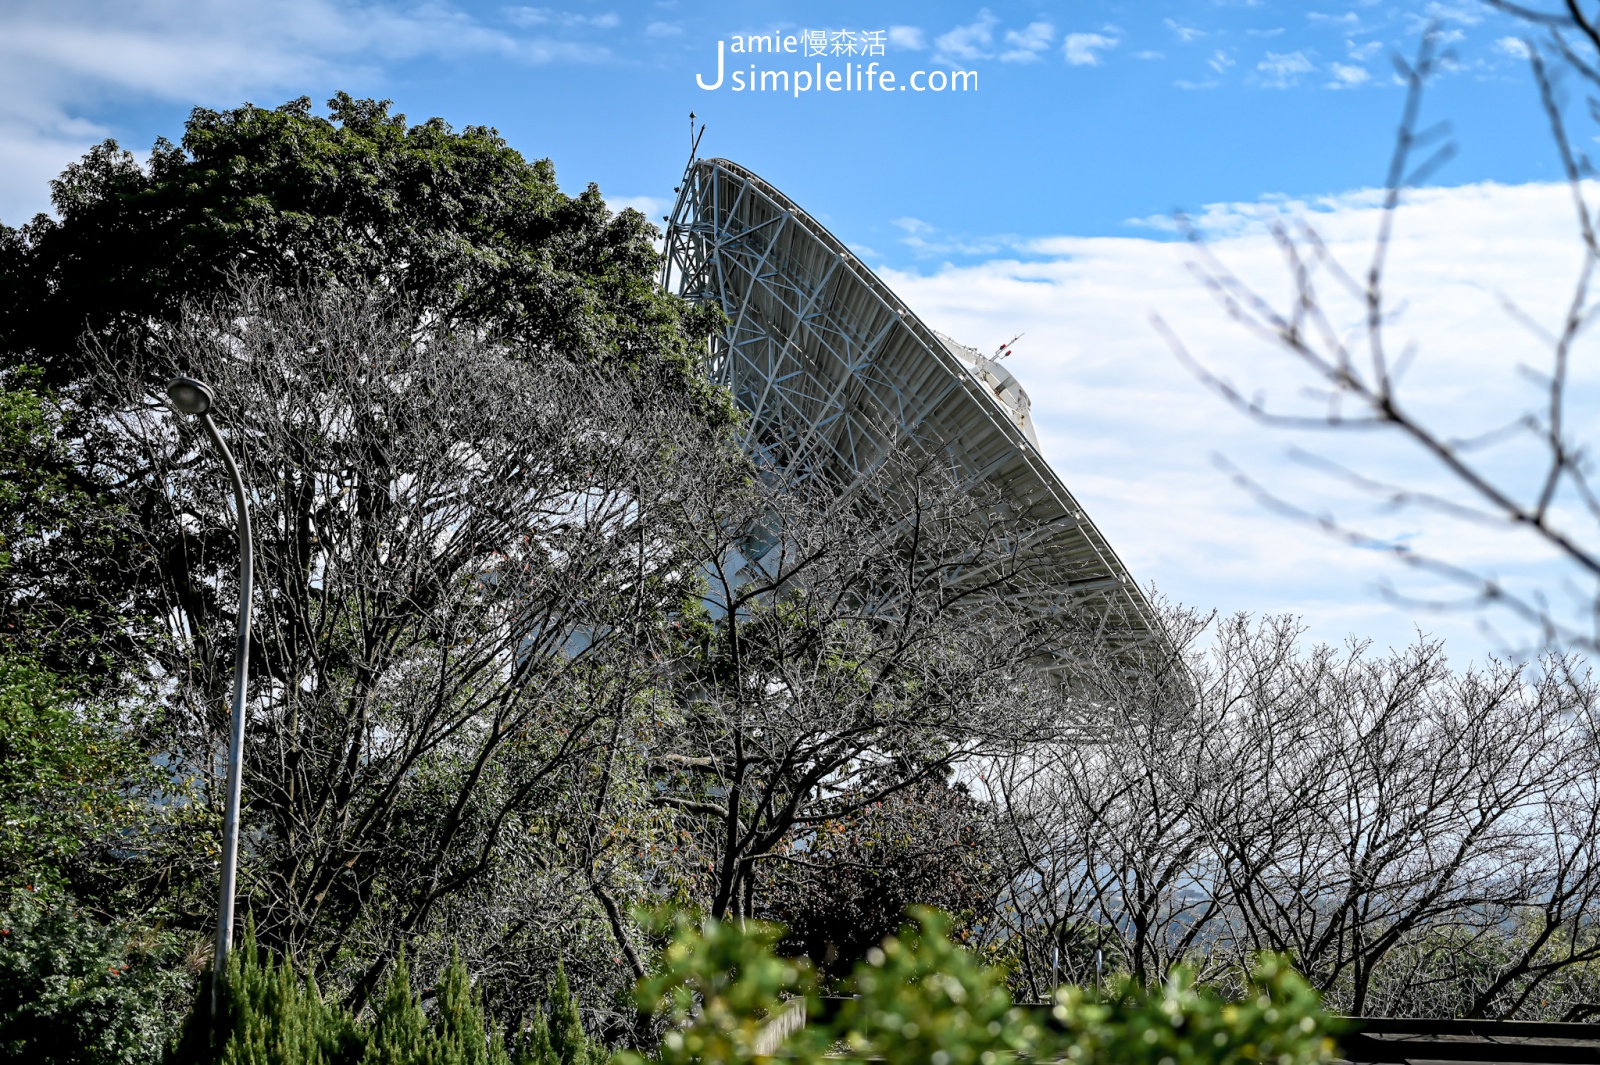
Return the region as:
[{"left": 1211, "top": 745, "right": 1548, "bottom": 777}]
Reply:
[
  {"left": 629, "top": 906, "right": 1338, "bottom": 1065},
  {"left": 0, "top": 883, "right": 191, "bottom": 1065}
]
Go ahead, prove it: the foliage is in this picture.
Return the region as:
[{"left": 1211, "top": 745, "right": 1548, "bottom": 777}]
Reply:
[
  {"left": 0, "top": 653, "right": 163, "bottom": 894},
  {"left": 760, "top": 775, "right": 1005, "bottom": 982},
  {"left": 0, "top": 372, "right": 143, "bottom": 682},
  {"left": 509, "top": 1009, "right": 551, "bottom": 1065},
  {"left": 0, "top": 883, "right": 190, "bottom": 1065},
  {"left": 1043, "top": 956, "right": 1340, "bottom": 1065},
  {"left": 507, "top": 962, "right": 605, "bottom": 1065},
  {"left": 546, "top": 963, "right": 589, "bottom": 1065},
  {"left": 629, "top": 906, "right": 1338, "bottom": 1065},
  {"left": 837, "top": 908, "right": 1039, "bottom": 1065},
  {"left": 361, "top": 951, "right": 429, "bottom": 1065},
  {"left": 623, "top": 909, "right": 823, "bottom": 1065}
]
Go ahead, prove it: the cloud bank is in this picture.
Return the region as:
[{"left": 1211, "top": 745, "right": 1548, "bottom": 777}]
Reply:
[{"left": 877, "top": 180, "right": 1600, "bottom": 661}]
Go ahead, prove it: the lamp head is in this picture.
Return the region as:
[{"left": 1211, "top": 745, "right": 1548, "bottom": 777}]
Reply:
[{"left": 165, "top": 377, "right": 214, "bottom": 416}]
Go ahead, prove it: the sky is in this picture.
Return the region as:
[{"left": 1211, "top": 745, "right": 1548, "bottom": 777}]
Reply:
[{"left": 3, "top": 0, "right": 1597, "bottom": 665}]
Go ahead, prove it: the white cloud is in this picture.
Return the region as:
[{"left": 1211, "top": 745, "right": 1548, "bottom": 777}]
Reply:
[
  {"left": 888, "top": 25, "right": 927, "bottom": 50},
  {"left": 1256, "top": 49, "right": 1315, "bottom": 87},
  {"left": 888, "top": 216, "right": 1004, "bottom": 257},
  {"left": 1308, "top": 11, "right": 1363, "bottom": 32},
  {"left": 644, "top": 21, "right": 681, "bottom": 37},
  {"left": 1423, "top": 1, "right": 1483, "bottom": 24},
  {"left": 879, "top": 181, "right": 1600, "bottom": 659},
  {"left": 1328, "top": 62, "right": 1369, "bottom": 87},
  {"left": 609, "top": 194, "right": 669, "bottom": 218},
  {"left": 504, "top": 7, "right": 619, "bottom": 29},
  {"left": 1133, "top": 50, "right": 1166, "bottom": 60},
  {"left": 1001, "top": 21, "right": 1054, "bottom": 63},
  {"left": 935, "top": 10, "right": 998, "bottom": 61},
  {"left": 1064, "top": 32, "right": 1117, "bottom": 67},
  {"left": 1496, "top": 36, "right": 1531, "bottom": 59},
  {"left": 1348, "top": 39, "right": 1382, "bottom": 61},
  {"left": 1209, "top": 49, "right": 1235, "bottom": 74},
  {"left": 1165, "top": 18, "right": 1206, "bottom": 42}
]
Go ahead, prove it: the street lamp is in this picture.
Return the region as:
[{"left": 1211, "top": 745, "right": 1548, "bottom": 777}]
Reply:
[{"left": 165, "top": 376, "right": 254, "bottom": 1016}]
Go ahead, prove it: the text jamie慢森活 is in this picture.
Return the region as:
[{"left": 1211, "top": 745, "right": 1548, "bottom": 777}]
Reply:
[{"left": 695, "top": 31, "right": 977, "bottom": 95}]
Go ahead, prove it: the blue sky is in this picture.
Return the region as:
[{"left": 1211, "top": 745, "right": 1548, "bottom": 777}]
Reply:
[
  {"left": 4, "top": 0, "right": 1596, "bottom": 663},
  {"left": 0, "top": 1, "right": 1553, "bottom": 246}
]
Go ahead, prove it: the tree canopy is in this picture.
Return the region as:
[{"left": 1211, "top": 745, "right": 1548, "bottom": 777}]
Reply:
[{"left": 0, "top": 93, "right": 720, "bottom": 399}]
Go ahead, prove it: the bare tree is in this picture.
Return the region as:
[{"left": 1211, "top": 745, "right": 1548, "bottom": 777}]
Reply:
[
  {"left": 1157, "top": 26, "right": 1600, "bottom": 656},
  {"left": 639, "top": 444, "right": 1081, "bottom": 925},
  {"left": 990, "top": 605, "right": 1600, "bottom": 1018},
  {"left": 83, "top": 277, "right": 737, "bottom": 1011},
  {"left": 1203, "top": 629, "right": 1595, "bottom": 1016},
  {"left": 989, "top": 603, "right": 1232, "bottom": 995}
]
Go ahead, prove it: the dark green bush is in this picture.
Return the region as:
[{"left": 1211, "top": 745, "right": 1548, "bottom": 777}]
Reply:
[{"left": 0, "top": 883, "right": 189, "bottom": 1065}]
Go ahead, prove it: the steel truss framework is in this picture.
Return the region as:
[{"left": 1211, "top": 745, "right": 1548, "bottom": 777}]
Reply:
[{"left": 662, "top": 157, "right": 1169, "bottom": 670}]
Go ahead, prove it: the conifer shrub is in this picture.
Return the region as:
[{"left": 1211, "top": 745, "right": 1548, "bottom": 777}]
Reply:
[
  {"left": 510, "top": 961, "right": 606, "bottom": 1065},
  {"left": 163, "top": 929, "right": 596, "bottom": 1065}
]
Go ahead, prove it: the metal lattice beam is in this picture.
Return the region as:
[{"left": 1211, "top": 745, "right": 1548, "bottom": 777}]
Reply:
[{"left": 662, "top": 157, "right": 1174, "bottom": 672}]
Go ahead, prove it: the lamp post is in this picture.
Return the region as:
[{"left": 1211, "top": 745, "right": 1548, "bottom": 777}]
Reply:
[{"left": 165, "top": 377, "right": 254, "bottom": 1017}]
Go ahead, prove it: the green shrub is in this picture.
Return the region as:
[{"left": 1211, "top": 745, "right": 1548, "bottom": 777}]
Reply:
[
  {"left": 627, "top": 906, "right": 1339, "bottom": 1065},
  {"left": 166, "top": 932, "right": 517, "bottom": 1065},
  {"left": 165, "top": 924, "right": 360, "bottom": 1065},
  {"left": 624, "top": 909, "right": 825, "bottom": 1065},
  {"left": 508, "top": 1007, "right": 551, "bottom": 1065},
  {"left": 360, "top": 950, "right": 429, "bottom": 1065},
  {"left": 0, "top": 883, "right": 189, "bottom": 1065}
]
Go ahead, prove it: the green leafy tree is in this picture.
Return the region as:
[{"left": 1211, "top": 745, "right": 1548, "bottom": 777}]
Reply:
[
  {"left": 0, "top": 373, "right": 144, "bottom": 683},
  {"left": 759, "top": 774, "right": 1005, "bottom": 982},
  {"left": 0, "top": 94, "right": 720, "bottom": 402},
  {"left": 0, "top": 653, "right": 165, "bottom": 895}
]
